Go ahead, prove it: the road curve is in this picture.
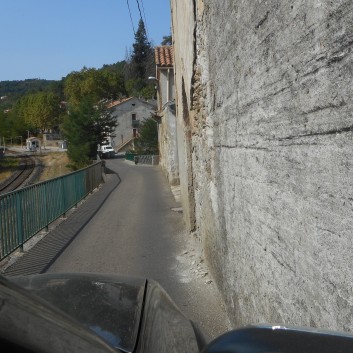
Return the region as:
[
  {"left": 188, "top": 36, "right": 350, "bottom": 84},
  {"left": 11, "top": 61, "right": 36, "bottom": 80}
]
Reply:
[{"left": 46, "top": 159, "right": 231, "bottom": 341}]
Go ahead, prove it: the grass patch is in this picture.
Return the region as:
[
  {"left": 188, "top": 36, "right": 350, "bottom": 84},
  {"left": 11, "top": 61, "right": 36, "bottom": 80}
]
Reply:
[
  {"left": 37, "top": 152, "right": 71, "bottom": 181},
  {"left": 0, "top": 157, "right": 20, "bottom": 181},
  {"left": 0, "top": 153, "right": 71, "bottom": 183},
  {"left": 0, "top": 157, "right": 19, "bottom": 169}
]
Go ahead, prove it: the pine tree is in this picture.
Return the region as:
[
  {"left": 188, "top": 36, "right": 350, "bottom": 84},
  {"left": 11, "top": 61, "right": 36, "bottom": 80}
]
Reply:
[
  {"left": 131, "top": 19, "right": 154, "bottom": 79},
  {"left": 62, "top": 97, "right": 117, "bottom": 169},
  {"left": 124, "top": 19, "right": 155, "bottom": 99}
]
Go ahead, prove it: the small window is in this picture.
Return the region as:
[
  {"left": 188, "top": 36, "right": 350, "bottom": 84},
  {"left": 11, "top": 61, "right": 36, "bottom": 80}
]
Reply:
[{"left": 132, "top": 113, "right": 136, "bottom": 121}]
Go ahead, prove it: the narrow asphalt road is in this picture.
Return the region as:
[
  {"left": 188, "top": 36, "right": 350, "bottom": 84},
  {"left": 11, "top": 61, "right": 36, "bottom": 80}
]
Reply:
[{"left": 46, "top": 159, "right": 231, "bottom": 341}]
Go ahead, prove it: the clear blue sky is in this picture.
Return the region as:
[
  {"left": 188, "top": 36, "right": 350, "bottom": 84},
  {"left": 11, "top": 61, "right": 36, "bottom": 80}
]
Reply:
[{"left": 0, "top": 0, "right": 171, "bottom": 81}]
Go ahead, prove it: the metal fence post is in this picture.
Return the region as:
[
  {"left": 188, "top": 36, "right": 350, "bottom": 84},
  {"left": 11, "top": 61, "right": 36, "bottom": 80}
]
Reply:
[
  {"left": 61, "top": 177, "right": 66, "bottom": 218},
  {"left": 15, "top": 192, "right": 24, "bottom": 252},
  {"left": 43, "top": 183, "right": 49, "bottom": 231}
]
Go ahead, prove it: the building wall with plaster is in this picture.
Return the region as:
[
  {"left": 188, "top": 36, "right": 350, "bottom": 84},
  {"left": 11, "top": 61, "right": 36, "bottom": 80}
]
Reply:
[{"left": 158, "top": 103, "right": 180, "bottom": 185}]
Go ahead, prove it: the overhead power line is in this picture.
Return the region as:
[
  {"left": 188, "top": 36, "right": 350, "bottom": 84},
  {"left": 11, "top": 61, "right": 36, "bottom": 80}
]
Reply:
[
  {"left": 126, "top": 0, "right": 151, "bottom": 42},
  {"left": 126, "top": 0, "right": 136, "bottom": 36},
  {"left": 139, "top": 0, "right": 150, "bottom": 41},
  {"left": 135, "top": 0, "right": 150, "bottom": 41},
  {"left": 135, "top": 0, "right": 143, "bottom": 20}
]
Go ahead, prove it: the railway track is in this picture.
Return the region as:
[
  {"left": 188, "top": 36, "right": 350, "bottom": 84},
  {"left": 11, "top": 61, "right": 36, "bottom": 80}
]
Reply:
[{"left": 0, "top": 156, "right": 36, "bottom": 195}]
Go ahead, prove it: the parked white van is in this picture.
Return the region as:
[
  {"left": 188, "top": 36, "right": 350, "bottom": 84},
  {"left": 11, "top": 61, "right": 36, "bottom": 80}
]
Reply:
[{"left": 100, "top": 145, "right": 115, "bottom": 158}]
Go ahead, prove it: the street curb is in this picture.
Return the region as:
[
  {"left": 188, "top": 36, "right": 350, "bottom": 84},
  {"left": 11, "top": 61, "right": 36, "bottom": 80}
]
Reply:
[{"left": 3, "top": 171, "right": 121, "bottom": 277}]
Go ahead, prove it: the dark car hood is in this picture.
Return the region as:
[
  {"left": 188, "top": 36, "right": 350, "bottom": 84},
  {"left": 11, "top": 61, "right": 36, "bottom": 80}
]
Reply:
[{"left": 10, "top": 273, "right": 146, "bottom": 353}]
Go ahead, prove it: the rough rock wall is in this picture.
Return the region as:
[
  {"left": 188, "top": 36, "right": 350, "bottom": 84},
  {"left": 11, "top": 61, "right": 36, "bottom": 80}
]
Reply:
[{"left": 172, "top": 0, "right": 353, "bottom": 330}]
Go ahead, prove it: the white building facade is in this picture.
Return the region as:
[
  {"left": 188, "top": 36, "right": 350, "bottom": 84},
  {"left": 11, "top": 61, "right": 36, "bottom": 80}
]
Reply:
[{"left": 107, "top": 97, "right": 156, "bottom": 152}]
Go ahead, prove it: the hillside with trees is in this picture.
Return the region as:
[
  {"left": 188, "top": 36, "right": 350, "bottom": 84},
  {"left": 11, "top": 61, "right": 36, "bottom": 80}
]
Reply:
[{"left": 0, "top": 79, "right": 58, "bottom": 102}]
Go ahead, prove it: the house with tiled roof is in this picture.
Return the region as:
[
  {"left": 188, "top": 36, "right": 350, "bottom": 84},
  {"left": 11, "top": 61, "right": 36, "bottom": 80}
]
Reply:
[
  {"left": 108, "top": 97, "right": 156, "bottom": 152},
  {"left": 153, "top": 46, "right": 179, "bottom": 185},
  {"left": 155, "top": 46, "right": 175, "bottom": 111}
]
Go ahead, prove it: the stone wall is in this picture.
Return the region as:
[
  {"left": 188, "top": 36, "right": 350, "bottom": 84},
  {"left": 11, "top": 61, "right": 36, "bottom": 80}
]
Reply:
[{"left": 171, "top": 0, "right": 353, "bottom": 331}]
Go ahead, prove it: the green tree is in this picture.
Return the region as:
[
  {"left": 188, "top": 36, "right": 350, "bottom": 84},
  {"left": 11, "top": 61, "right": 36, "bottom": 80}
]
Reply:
[
  {"left": 100, "top": 68, "right": 126, "bottom": 99},
  {"left": 161, "top": 34, "right": 172, "bottom": 45},
  {"left": 131, "top": 19, "right": 154, "bottom": 79},
  {"left": 4, "top": 108, "right": 30, "bottom": 138},
  {"left": 62, "top": 97, "right": 117, "bottom": 169},
  {"left": 64, "top": 67, "right": 126, "bottom": 106},
  {"left": 124, "top": 19, "right": 155, "bottom": 98},
  {"left": 0, "top": 110, "right": 10, "bottom": 137},
  {"left": 64, "top": 68, "right": 96, "bottom": 106},
  {"left": 134, "top": 117, "right": 158, "bottom": 154},
  {"left": 14, "top": 91, "right": 62, "bottom": 130}
]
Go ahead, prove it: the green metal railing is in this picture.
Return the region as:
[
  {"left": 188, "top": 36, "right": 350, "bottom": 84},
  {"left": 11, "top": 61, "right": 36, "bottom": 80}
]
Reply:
[
  {"left": 125, "top": 152, "right": 159, "bottom": 165},
  {"left": 125, "top": 152, "right": 138, "bottom": 162},
  {"left": 0, "top": 162, "right": 104, "bottom": 261}
]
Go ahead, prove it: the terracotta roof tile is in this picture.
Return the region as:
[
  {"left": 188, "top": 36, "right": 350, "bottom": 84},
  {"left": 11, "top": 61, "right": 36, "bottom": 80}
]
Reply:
[
  {"left": 106, "top": 97, "right": 133, "bottom": 109},
  {"left": 155, "top": 46, "right": 174, "bottom": 67}
]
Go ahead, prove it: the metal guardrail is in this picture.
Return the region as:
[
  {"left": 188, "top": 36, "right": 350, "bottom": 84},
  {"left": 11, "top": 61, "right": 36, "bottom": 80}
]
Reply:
[
  {"left": 125, "top": 152, "right": 159, "bottom": 165},
  {"left": 125, "top": 152, "right": 138, "bottom": 162},
  {"left": 0, "top": 162, "right": 104, "bottom": 261}
]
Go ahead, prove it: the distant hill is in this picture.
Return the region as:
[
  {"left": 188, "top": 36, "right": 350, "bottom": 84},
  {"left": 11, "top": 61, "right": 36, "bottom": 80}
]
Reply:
[
  {"left": 0, "top": 61, "right": 127, "bottom": 109},
  {"left": 0, "top": 79, "right": 58, "bottom": 97},
  {"left": 0, "top": 79, "right": 59, "bottom": 109}
]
